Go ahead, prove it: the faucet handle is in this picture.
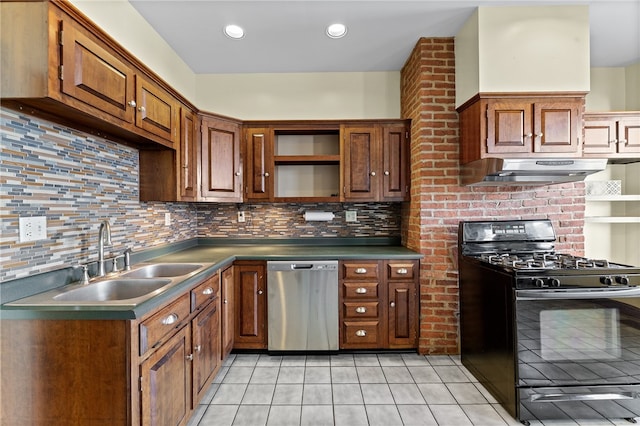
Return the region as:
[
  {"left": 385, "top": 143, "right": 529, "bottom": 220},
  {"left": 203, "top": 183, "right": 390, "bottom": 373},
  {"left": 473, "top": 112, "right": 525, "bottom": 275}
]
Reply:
[
  {"left": 76, "top": 265, "right": 90, "bottom": 285},
  {"left": 123, "top": 248, "right": 132, "bottom": 271},
  {"left": 112, "top": 257, "right": 120, "bottom": 274}
]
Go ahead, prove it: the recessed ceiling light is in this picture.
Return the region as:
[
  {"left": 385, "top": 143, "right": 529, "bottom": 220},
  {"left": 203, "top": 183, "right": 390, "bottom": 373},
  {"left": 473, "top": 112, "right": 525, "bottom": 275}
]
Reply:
[
  {"left": 224, "top": 24, "right": 245, "bottom": 39},
  {"left": 326, "top": 23, "right": 347, "bottom": 39}
]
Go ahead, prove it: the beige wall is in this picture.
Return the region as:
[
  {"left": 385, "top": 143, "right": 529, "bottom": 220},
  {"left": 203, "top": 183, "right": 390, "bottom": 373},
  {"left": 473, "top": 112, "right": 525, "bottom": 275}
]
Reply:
[
  {"left": 456, "top": 5, "right": 590, "bottom": 107},
  {"left": 587, "top": 68, "right": 627, "bottom": 111},
  {"left": 454, "top": 10, "right": 480, "bottom": 107},
  {"left": 626, "top": 63, "right": 640, "bottom": 110},
  {"left": 68, "top": 0, "right": 197, "bottom": 102},
  {"left": 195, "top": 72, "right": 400, "bottom": 120}
]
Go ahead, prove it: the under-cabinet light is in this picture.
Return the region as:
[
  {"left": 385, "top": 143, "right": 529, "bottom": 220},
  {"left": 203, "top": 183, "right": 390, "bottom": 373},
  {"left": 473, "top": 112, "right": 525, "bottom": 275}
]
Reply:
[
  {"left": 224, "top": 24, "right": 245, "bottom": 39},
  {"left": 326, "top": 23, "right": 347, "bottom": 39}
]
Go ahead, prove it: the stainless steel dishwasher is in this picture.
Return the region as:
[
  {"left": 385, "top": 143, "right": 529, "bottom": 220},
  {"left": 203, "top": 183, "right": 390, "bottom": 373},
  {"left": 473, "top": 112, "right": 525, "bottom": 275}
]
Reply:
[{"left": 267, "top": 260, "right": 339, "bottom": 352}]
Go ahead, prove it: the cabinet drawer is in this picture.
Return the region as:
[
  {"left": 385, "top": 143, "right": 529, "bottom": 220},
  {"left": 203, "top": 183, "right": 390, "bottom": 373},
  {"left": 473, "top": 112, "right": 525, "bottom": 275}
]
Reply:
[
  {"left": 140, "top": 293, "right": 190, "bottom": 356},
  {"left": 191, "top": 274, "right": 219, "bottom": 312},
  {"left": 343, "top": 301, "right": 379, "bottom": 319},
  {"left": 342, "top": 282, "right": 379, "bottom": 299},
  {"left": 342, "top": 321, "right": 380, "bottom": 345},
  {"left": 386, "top": 262, "right": 416, "bottom": 280},
  {"left": 342, "top": 262, "right": 379, "bottom": 280}
]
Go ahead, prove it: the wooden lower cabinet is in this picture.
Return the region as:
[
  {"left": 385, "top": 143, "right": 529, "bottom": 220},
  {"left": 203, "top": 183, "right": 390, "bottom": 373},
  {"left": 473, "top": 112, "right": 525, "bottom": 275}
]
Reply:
[
  {"left": 0, "top": 272, "right": 224, "bottom": 426},
  {"left": 339, "top": 259, "right": 418, "bottom": 350},
  {"left": 141, "top": 326, "right": 192, "bottom": 426},
  {"left": 233, "top": 261, "right": 267, "bottom": 349}
]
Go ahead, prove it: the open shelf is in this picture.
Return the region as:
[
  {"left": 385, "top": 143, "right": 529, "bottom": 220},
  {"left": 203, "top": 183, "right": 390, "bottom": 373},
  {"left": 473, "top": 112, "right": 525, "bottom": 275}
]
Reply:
[{"left": 274, "top": 155, "right": 340, "bottom": 165}]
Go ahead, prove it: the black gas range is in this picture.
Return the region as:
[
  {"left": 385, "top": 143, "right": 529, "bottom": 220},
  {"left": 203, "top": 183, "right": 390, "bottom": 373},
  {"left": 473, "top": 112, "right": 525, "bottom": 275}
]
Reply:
[{"left": 458, "top": 219, "right": 640, "bottom": 425}]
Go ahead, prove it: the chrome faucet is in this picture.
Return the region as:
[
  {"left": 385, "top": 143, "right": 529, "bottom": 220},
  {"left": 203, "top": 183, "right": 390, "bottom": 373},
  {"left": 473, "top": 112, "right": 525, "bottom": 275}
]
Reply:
[{"left": 98, "top": 220, "right": 112, "bottom": 277}]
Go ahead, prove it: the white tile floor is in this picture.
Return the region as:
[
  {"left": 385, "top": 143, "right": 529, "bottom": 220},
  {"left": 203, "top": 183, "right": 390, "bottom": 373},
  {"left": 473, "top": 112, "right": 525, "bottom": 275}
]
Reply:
[{"left": 187, "top": 353, "right": 640, "bottom": 426}]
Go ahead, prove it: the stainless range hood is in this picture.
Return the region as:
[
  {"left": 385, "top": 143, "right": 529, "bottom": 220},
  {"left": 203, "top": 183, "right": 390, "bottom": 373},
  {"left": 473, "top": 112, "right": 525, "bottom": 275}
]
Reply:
[{"left": 461, "top": 158, "right": 608, "bottom": 186}]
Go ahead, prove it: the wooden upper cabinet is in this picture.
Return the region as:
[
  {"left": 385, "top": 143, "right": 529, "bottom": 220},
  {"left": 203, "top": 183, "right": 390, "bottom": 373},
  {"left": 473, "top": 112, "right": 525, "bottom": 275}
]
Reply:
[
  {"left": 342, "top": 122, "right": 410, "bottom": 202},
  {"left": 60, "top": 18, "right": 136, "bottom": 123},
  {"left": 244, "top": 127, "right": 274, "bottom": 201},
  {"left": 1, "top": 1, "right": 181, "bottom": 148},
  {"left": 179, "top": 107, "right": 198, "bottom": 201},
  {"left": 583, "top": 112, "right": 640, "bottom": 157},
  {"left": 200, "top": 116, "right": 242, "bottom": 202},
  {"left": 135, "top": 75, "right": 180, "bottom": 145},
  {"left": 459, "top": 93, "right": 585, "bottom": 164},
  {"left": 343, "top": 126, "right": 380, "bottom": 201}
]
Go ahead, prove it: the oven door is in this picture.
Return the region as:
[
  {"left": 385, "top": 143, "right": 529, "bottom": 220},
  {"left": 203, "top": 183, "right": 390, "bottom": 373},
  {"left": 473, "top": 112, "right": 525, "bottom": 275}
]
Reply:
[{"left": 515, "top": 287, "right": 640, "bottom": 421}]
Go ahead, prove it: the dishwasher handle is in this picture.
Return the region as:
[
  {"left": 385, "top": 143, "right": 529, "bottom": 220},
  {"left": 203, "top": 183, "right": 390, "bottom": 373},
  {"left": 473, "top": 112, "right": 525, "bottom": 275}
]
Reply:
[{"left": 291, "top": 264, "right": 313, "bottom": 270}]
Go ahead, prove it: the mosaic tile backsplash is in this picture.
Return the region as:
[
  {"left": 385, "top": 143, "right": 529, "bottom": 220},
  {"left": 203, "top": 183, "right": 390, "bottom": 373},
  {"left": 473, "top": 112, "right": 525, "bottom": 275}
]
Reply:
[{"left": 0, "top": 108, "right": 401, "bottom": 282}]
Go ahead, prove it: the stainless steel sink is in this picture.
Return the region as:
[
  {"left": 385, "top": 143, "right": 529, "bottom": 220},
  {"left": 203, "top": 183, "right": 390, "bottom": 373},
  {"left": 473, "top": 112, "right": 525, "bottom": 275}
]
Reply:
[
  {"left": 5, "top": 262, "right": 214, "bottom": 307},
  {"left": 122, "top": 263, "right": 203, "bottom": 278},
  {"left": 52, "top": 279, "right": 171, "bottom": 302}
]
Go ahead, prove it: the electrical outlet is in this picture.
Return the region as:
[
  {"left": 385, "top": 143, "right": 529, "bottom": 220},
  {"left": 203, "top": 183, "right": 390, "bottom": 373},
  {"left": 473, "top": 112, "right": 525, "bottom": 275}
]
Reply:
[
  {"left": 345, "top": 210, "right": 357, "bottom": 222},
  {"left": 164, "top": 212, "right": 171, "bottom": 226},
  {"left": 237, "top": 211, "right": 246, "bottom": 223},
  {"left": 19, "top": 216, "right": 47, "bottom": 242}
]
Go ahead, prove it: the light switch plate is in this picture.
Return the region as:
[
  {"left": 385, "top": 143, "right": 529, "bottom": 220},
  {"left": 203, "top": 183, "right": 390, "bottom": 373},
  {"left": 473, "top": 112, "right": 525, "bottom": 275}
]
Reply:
[
  {"left": 19, "top": 216, "right": 47, "bottom": 242},
  {"left": 165, "top": 212, "right": 171, "bottom": 226},
  {"left": 345, "top": 210, "right": 357, "bottom": 222},
  {"left": 238, "top": 211, "right": 246, "bottom": 223}
]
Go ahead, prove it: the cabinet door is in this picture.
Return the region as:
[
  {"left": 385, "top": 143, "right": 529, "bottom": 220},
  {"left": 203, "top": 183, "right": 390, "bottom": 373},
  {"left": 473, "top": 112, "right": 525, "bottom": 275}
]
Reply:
[
  {"left": 221, "top": 266, "right": 235, "bottom": 359},
  {"left": 233, "top": 262, "right": 267, "bottom": 349},
  {"left": 618, "top": 117, "right": 640, "bottom": 154},
  {"left": 583, "top": 117, "right": 618, "bottom": 155},
  {"left": 388, "top": 281, "right": 417, "bottom": 349},
  {"left": 192, "top": 301, "right": 220, "bottom": 407},
  {"left": 141, "top": 326, "right": 191, "bottom": 426},
  {"left": 135, "top": 75, "right": 180, "bottom": 145},
  {"left": 343, "top": 126, "right": 381, "bottom": 200},
  {"left": 60, "top": 18, "right": 135, "bottom": 123},
  {"left": 381, "top": 124, "right": 409, "bottom": 201},
  {"left": 245, "top": 127, "right": 274, "bottom": 201},
  {"left": 486, "top": 100, "right": 533, "bottom": 154},
  {"left": 200, "top": 117, "right": 242, "bottom": 201},
  {"left": 179, "top": 107, "right": 198, "bottom": 200},
  {"left": 533, "top": 100, "right": 580, "bottom": 154}
]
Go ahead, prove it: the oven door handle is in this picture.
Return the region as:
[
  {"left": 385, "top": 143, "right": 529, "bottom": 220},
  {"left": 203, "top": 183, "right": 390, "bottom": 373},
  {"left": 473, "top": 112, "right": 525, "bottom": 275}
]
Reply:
[
  {"left": 516, "top": 287, "right": 640, "bottom": 300},
  {"left": 530, "top": 392, "right": 639, "bottom": 403}
]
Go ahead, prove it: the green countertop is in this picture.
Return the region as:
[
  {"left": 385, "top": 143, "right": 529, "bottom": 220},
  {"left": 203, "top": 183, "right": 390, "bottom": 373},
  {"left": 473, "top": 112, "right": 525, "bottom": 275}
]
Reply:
[{"left": 1, "top": 239, "right": 422, "bottom": 320}]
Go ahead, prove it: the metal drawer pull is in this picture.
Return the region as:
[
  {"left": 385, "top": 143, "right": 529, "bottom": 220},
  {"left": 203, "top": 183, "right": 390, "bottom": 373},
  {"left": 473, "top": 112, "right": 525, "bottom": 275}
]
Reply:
[
  {"left": 355, "top": 268, "right": 367, "bottom": 274},
  {"left": 161, "top": 313, "right": 179, "bottom": 325},
  {"left": 396, "top": 268, "right": 408, "bottom": 275},
  {"left": 355, "top": 287, "right": 368, "bottom": 294},
  {"left": 202, "top": 287, "right": 214, "bottom": 295},
  {"left": 355, "top": 306, "right": 367, "bottom": 314},
  {"left": 355, "top": 330, "right": 367, "bottom": 337}
]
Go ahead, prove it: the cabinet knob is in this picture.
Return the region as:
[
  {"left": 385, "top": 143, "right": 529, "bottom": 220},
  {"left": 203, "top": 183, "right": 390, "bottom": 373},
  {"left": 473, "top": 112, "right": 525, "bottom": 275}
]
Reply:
[
  {"left": 264, "top": 172, "right": 270, "bottom": 177},
  {"left": 127, "top": 100, "right": 136, "bottom": 108},
  {"left": 370, "top": 171, "right": 376, "bottom": 176},
  {"left": 202, "top": 287, "right": 214, "bottom": 295},
  {"left": 355, "top": 287, "right": 367, "bottom": 294},
  {"left": 619, "top": 139, "right": 627, "bottom": 143},
  {"left": 390, "top": 301, "right": 396, "bottom": 308},
  {"left": 235, "top": 171, "right": 241, "bottom": 176},
  {"left": 194, "top": 345, "right": 202, "bottom": 353},
  {"left": 186, "top": 354, "right": 193, "bottom": 361},
  {"left": 257, "top": 290, "right": 263, "bottom": 295},
  {"left": 224, "top": 299, "right": 228, "bottom": 304},
  {"left": 536, "top": 133, "right": 543, "bottom": 138},
  {"left": 384, "top": 171, "right": 390, "bottom": 176},
  {"left": 355, "top": 330, "right": 367, "bottom": 337},
  {"left": 355, "top": 306, "right": 367, "bottom": 314},
  {"left": 161, "top": 313, "right": 179, "bottom": 325},
  {"left": 138, "top": 106, "right": 146, "bottom": 113},
  {"left": 397, "top": 268, "right": 408, "bottom": 275},
  {"left": 355, "top": 268, "right": 367, "bottom": 274}
]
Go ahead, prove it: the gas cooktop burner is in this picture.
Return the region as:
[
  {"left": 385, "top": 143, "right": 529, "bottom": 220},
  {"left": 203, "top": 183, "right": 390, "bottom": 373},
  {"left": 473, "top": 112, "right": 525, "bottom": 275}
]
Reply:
[{"left": 478, "top": 252, "right": 616, "bottom": 270}]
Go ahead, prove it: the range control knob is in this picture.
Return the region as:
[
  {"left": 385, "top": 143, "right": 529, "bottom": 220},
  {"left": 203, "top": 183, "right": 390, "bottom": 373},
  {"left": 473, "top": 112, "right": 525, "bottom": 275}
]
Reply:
[
  {"left": 615, "top": 276, "right": 630, "bottom": 285},
  {"left": 534, "top": 278, "right": 546, "bottom": 288},
  {"left": 550, "top": 278, "right": 561, "bottom": 287},
  {"left": 600, "top": 276, "right": 613, "bottom": 286}
]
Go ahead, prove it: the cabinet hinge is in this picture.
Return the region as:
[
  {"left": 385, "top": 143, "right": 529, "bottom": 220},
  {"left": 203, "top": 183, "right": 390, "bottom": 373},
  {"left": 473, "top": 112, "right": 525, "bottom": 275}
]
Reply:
[
  {"left": 59, "top": 65, "right": 63, "bottom": 80},
  {"left": 405, "top": 131, "right": 409, "bottom": 139},
  {"left": 139, "top": 376, "right": 143, "bottom": 392},
  {"left": 343, "top": 186, "right": 346, "bottom": 194},
  {"left": 58, "top": 30, "right": 63, "bottom": 46}
]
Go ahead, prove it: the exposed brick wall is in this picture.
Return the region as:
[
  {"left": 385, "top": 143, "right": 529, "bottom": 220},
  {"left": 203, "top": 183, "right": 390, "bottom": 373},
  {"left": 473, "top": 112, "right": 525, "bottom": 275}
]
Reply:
[{"left": 400, "top": 38, "right": 587, "bottom": 355}]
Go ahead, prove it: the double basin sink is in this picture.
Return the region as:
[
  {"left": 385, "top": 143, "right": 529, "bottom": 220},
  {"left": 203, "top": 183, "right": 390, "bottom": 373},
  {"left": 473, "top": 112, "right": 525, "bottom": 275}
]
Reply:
[{"left": 7, "top": 263, "right": 212, "bottom": 307}]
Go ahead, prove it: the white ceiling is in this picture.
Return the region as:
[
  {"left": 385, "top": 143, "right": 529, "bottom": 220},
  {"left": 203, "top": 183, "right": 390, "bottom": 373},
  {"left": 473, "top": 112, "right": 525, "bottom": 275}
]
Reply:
[{"left": 129, "top": 0, "right": 640, "bottom": 74}]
